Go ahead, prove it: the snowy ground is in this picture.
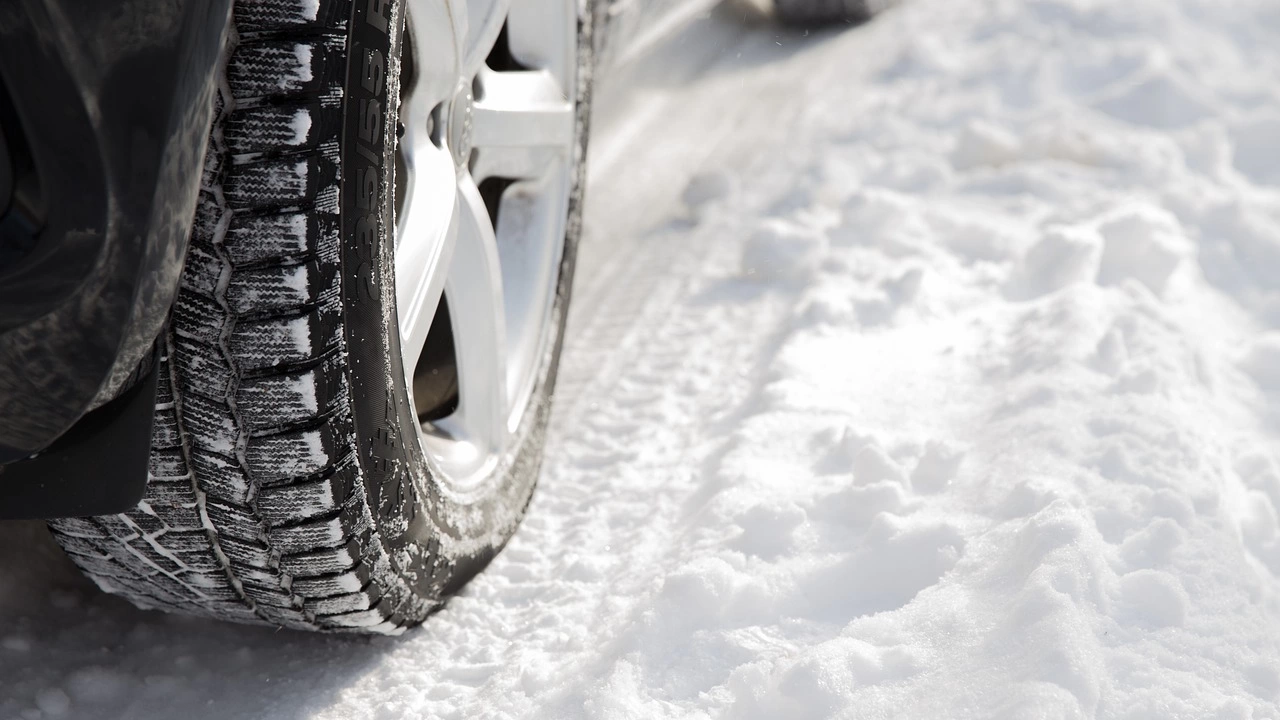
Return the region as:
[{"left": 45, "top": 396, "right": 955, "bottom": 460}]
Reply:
[{"left": 4, "top": 0, "right": 1280, "bottom": 717}]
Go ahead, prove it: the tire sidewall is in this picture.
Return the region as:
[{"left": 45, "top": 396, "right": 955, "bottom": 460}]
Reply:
[{"left": 340, "top": 0, "right": 592, "bottom": 598}]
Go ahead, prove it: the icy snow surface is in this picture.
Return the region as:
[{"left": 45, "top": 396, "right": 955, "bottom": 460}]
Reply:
[{"left": 4, "top": 0, "right": 1280, "bottom": 717}]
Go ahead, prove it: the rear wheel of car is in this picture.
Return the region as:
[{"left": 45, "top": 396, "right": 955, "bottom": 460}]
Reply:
[{"left": 47, "top": 0, "right": 593, "bottom": 634}]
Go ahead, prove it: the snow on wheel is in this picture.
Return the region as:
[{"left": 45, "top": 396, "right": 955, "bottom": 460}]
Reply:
[{"left": 46, "top": 0, "right": 593, "bottom": 634}]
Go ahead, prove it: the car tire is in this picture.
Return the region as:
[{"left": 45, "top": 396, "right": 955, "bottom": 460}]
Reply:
[{"left": 47, "top": 0, "right": 593, "bottom": 634}]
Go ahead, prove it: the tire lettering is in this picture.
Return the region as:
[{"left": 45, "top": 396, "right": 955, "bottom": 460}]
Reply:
[
  {"left": 356, "top": 215, "right": 377, "bottom": 258},
  {"left": 353, "top": 261, "right": 377, "bottom": 301},
  {"left": 357, "top": 168, "right": 378, "bottom": 210},
  {"left": 354, "top": 214, "right": 377, "bottom": 301},
  {"left": 362, "top": 48, "right": 384, "bottom": 95},
  {"left": 366, "top": 0, "right": 390, "bottom": 32},
  {"left": 359, "top": 98, "right": 381, "bottom": 145}
]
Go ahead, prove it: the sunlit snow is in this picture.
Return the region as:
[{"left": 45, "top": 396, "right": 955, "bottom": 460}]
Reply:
[{"left": 2, "top": 0, "right": 1279, "bottom": 717}]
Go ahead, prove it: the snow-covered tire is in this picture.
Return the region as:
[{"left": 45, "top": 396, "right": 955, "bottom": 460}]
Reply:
[
  {"left": 47, "top": 0, "right": 593, "bottom": 634},
  {"left": 774, "top": 0, "right": 892, "bottom": 25}
]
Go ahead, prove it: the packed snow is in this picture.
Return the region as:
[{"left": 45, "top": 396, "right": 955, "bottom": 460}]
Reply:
[{"left": 3, "top": 0, "right": 1280, "bottom": 717}]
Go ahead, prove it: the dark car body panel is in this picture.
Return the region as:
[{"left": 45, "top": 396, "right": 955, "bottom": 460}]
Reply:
[
  {"left": 0, "top": 355, "right": 158, "bottom": 518},
  {"left": 0, "top": 0, "right": 231, "bottom": 463}
]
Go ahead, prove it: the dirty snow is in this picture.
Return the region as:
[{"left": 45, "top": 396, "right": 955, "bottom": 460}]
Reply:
[{"left": 3, "top": 0, "right": 1280, "bottom": 717}]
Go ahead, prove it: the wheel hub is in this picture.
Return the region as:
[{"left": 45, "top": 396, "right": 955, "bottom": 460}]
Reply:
[{"left": 447, "top": 83, "right": 474, "bottom": 170}]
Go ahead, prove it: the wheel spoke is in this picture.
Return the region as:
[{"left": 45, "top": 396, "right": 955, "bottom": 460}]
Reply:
[
  {"left": 404, "top": 0, "right": 464, "bottom": 115},
  {"left": 505, "top": 0, "right": 576, "bottom": 90},
  {"left": 395, "top": 139, "right": 457, "bottom": 376},
  {"left": 469, "top": 68, "right": 574, "bottom": 181},
  {"left": 461, "top": 0, "right": 511, "bottom": 78},
  {"left": 438, "top": 175, "right": 508, "bottom": 456},
  {"left": 472, "top": 69, "right": 574, "bottom": 149}
]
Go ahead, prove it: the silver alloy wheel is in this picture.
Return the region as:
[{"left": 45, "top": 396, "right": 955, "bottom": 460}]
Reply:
[{"left": 396, "top": 0, "right": 578, "bottom": 489}]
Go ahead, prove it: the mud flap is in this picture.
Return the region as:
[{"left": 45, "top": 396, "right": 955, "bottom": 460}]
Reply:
[{"left": 0, "top": 350, "right": 158, "bottom": 519}]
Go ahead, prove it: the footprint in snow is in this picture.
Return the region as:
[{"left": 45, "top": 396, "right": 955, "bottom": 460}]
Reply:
[
  {"left": 802, "top": 513, "right": 965, "bottom": 620},
  {"left": 802, "top": 427, "right": 967, "bottom": 618}
]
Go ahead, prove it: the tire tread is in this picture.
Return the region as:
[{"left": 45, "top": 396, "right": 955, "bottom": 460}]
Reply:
[{"left": 49, "top": 1, "right": 422, "bottom": 633}]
